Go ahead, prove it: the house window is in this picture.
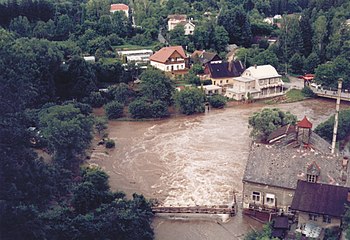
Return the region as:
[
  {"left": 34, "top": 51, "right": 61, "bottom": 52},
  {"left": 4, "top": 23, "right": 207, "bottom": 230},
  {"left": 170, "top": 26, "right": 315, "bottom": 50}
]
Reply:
[
  {"left": 307, "top": 174, "right": 317, "bottom": 183},
  {"left": 252, "top": 192, "right": 261, "bottom": 202},
  {"left": 226, "top": 80, "right": 228, "bottom": 83},
  {"left": 167, "top": 66, "right": 169, "bottom": 70},
  {"left": 213, "top": 81, "right": 216, "bottom": 85},
  {"left": 220, "top": 80, "right": 223, "bottom": 84},
  {"left": 309, "top": 214, "right": 318, "bottom": 221},
  {"left": 265, "top": 193, "right": 275, "bottom": 205},
  {"left": 323, "top": 215, "right": 331, "bottom": 223}
]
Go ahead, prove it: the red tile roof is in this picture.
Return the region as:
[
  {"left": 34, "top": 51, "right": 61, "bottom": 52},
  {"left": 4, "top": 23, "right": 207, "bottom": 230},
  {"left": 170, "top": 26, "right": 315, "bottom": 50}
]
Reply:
[
  {"left": 110, "top": 4, "right": 129, "bottom": 11},
  {"left": 297, "top": 116, "right": 313, "bottom": 129},
  {"left": 149, "top": 46, "right": 187, "bottom": 63}
]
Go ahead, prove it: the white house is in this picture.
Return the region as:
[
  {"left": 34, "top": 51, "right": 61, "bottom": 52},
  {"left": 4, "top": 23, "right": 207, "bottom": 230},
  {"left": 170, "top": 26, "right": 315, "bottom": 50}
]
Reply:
[
  {"left": 149, "top": 46, "right": 188, "bottom": 72},
  {"left": 225, "top": 65, "right": 284, "bottom": 100},
  {"left": 168, "top": 15, "right": 195, "bottom": 35},
  {"left": 199, "top": 85, "right": 222, "bottom": 96},
  {"left": 110, "top": 4, "right": 129, "bottom": 18}
]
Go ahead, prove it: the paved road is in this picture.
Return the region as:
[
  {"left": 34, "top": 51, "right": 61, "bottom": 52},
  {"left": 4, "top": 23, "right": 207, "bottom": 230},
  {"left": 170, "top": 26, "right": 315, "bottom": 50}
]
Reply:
[{"left": 283, "top": 75, "right": 304, "bottom": 90}]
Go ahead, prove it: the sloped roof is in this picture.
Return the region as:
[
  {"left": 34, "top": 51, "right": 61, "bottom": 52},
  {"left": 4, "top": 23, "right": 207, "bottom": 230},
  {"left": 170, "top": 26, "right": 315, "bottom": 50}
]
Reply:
[
  {"left": 291, "top": 180, "right": 350, "bottom": 217},
  {"left": 110, "top": 4, "right": 129, "bottom": 11},
  {"left": 149, "top": 46, "right": 187, "bottom": 63},
  {"left": 207, "top": 61, "right": 244, "bottom": 79},
  {"left": 267, "top": 124, "right": 296, "bottom": 143},
  {"left": 168, "top": 14, "right": 187, "bottom": 21},
  {"left": 244, "top": 65, "right": 281, "bottom": 79},
  {"left": 297, "top": 116, "right": 313, "bottom": 129},
  {"left": 192, "top": 51, "right": 221, "bottom": 65},
  {"left": 307, "top": 161, "right": 320, "bottom": 176},
  {"left": 243, "top": 131, "right": 343, "bottom": 189}
]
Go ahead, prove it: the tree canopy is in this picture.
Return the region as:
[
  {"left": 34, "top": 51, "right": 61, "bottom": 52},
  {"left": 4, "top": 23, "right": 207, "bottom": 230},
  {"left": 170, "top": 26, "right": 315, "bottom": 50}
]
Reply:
[{"left": 248, "top": 108, "right": 297, "bottom": 142}]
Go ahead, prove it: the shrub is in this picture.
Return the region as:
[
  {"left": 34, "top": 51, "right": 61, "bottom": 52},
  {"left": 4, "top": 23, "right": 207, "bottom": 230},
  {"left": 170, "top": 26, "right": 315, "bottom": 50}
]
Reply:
[
  {"left": 301, "top": 86, "right": 316, "bottom": 97},
  {"left": 105, "top": 139, "right": 115, "bottom": 148},
  {"left": 150, "top": 100, "right": 168, "bottom": 118},
  {"left": 208, "top": 95, "right": 227, "bottom": 108},
  {"left": 108, "top": 83, "right": 133, "bottom": 104},
  {"left": 104, "top": 101, "right": 124, "bottom": 119},
  {"left": 128, "top": 98, "right": 151, "bottom": 119},
  {"left": 88, "top": 91, "right": 106, "bottom": 107}
]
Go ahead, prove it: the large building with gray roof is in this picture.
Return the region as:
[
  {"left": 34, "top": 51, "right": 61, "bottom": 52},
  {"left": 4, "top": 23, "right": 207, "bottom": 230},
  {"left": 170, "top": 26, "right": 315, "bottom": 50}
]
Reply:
[{"left": 242, "top": 117, "right": 349, "bottom": 220}]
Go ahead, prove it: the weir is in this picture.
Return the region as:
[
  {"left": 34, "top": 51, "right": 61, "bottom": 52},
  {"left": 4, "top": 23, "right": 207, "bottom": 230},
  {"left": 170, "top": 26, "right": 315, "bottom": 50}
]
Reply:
[{"left": 152, "top": 195, "right": 238, "bottom": 216}]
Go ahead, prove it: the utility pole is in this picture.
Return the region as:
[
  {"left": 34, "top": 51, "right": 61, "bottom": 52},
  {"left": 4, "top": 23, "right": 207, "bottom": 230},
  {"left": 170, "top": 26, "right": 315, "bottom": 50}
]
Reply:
[{"left": 331, "top": 78, "right": 343, "bottom": 154}]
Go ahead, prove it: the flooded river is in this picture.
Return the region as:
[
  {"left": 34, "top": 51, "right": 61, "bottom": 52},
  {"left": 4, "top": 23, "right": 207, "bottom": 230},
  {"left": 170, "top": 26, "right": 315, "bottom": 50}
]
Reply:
[{"left": 90, "top": 99, "right": 350, "bottom": 240}]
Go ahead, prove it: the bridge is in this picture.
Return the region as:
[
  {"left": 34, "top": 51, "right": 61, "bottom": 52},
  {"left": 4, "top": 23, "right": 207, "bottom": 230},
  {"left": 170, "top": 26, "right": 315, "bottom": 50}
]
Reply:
[
  {"left": 310, "top": 86, "right": 350, "bottom": 102},
  {"left": 152, "top": 204, "right": 237, "bottom": 216}
]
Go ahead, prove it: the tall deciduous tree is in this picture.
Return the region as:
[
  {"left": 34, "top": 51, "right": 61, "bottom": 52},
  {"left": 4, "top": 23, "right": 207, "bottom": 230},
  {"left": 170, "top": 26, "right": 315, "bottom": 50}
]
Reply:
[
  {"left": 174, "top": 87, "right": 205, "bottom": 115},
  {"left": 218, "top": 6, "right": 252, "bottom": 47},
  {"left": 39, "top": 104, "right": 93, "bottom": 168},
  {"left": 248, "top": 108, "right": 297, "bottom": 142},
  {"left": 140, "top": 69, "right": 175, "bottom": 104}
]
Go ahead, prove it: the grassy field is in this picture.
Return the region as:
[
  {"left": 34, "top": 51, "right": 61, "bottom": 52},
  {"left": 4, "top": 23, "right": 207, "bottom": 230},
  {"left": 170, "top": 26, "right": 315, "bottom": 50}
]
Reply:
[{"left": 285, "top": 89, "right": 306, "bottom": 102}]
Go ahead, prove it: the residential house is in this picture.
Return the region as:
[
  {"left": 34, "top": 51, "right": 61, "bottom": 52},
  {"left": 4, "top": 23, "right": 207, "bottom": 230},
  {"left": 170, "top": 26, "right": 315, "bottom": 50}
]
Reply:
[
  {"left": 168, "top": 14, "right": 195, "bottom": 35},
  {"left": 202, "top": 61, "right": 245, "bottom": 87},
  {"left": 117, "top": 50, "right": 153, "bottom": 65},
  {"left": 191, "top": 50, "right": 222, "bottom": 66},
  {"left": 242, "top": 117, "right": 348, "bottom": 222},
  {"left": 199, "top": 85, "right": 222, "bottom": 96},
  {"left": 291, "top": 180, "right": 350, "bottom": 238},
  {"left": 149, "top": 46, "right": 188, "bottom": 72},
  {"left": 225, "top": 65, "right": 284, "bottom": 101},
  {"left": 110, "top": 4, "right": 129, "bottom": 17}
]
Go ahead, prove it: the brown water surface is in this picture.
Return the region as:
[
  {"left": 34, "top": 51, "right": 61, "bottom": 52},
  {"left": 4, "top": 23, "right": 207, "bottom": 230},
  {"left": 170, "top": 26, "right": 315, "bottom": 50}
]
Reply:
[{"left": 90, "top": 99, "right": 350, "bottom": 240}]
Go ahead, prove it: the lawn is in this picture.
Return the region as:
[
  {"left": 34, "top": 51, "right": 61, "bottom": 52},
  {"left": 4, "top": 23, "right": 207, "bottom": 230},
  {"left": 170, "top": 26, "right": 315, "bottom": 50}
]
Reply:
[{"left": 285, "top": 89, "right": 307, "bottom": 102}]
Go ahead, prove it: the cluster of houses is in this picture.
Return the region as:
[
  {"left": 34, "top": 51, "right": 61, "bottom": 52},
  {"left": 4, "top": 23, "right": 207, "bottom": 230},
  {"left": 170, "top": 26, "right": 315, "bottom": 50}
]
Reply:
[
  {"left": 114, "top": 44, "right": 285, "bottom": 101},
  {"left": 243, "top": 116, "right": 350, "bottom": 238}
]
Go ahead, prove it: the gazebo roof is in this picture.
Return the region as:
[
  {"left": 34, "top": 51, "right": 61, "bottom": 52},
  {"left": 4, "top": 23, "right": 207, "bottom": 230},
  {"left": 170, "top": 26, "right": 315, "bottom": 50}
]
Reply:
[{"left": 297, "top": 116, "right": 313, "bottom": 129}]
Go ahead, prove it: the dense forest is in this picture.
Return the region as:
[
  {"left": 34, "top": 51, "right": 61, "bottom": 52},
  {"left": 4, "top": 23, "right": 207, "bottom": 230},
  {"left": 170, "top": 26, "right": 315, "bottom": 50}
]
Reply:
[{"left": 1, "top": 0, "right": 350, "bottom": 239}]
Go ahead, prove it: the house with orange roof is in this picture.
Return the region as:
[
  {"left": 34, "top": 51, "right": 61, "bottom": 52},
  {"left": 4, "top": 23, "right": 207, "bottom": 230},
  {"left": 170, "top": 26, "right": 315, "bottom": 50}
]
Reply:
[
  {"left": 110, "top": 4, "right": 129, "bottom": 18},
  {"left": 149, "top": 46, "right": 188, "bottom": 72}
]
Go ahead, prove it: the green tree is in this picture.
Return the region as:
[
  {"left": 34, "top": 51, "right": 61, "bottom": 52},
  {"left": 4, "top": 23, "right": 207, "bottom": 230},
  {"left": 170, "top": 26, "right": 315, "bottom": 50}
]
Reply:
[
  {"left": 253, "top": 49, "right": 279, "bottom": 68},
  {"left": 55, "top": 14, "right": 73, "bottom": 40},
  {"left": 315, "top": 109, "right": 350, "bottom": 143},
  {"left": 9, "top": 16, "right": 32, "bottom": 37},
  {"left": 208, "top": 95, "right": 227, "bottom": 108},
  {"left": 85, "top": 0, "right": 110, "bottom": 21},
  {"left": 169, "top": 24, "right": 188, "bottom": 47},
  {"left": 109, "top": 83, "right": 134, "bottom": 104},
  {"left": 174, "top": 88, "right": 205, "bottom": 115},
  {"left": 218, "top": 7, "right": 252, "bottom": 47},
  {"left": 213, "top": 26, "right": 229, "bottom": 53},
  {"left": 140, "top": 69, "right": 175, "bottom": 104},
  {"left": 104, "top": 101, "right": 124, "bottom": 119},
  {"left": 248, "top": 108, "right": 297, "bottom": 142},
  {"left": 39, "top": 104, "right": 94, "bottom": 168},
  {"left": 289, "top": 53, "right": 305, "bottom": 74},
  {"left": 86, "top": 91, "right": 106, "bottom": 108},
  {"left": 304, "top": 52, "right": 319, "bottom": 73},
  {"left": 150, "top": 100, "right": 169, "bottom": 118},
  {"left": 128, "top": 98, "right": 151, "bottom": 119},
  {"left": 94, "top": 116, "right": 108, "bottom": 136}
]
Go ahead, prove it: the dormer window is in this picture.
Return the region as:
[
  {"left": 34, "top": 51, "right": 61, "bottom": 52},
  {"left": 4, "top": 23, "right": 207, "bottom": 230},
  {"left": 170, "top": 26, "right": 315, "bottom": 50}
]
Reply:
[
  {"left": 307, "top": 174, "right": 317, "bottom": 183},
  {"left": 306, "top": 162, "right": 320, "bottom": 183}
]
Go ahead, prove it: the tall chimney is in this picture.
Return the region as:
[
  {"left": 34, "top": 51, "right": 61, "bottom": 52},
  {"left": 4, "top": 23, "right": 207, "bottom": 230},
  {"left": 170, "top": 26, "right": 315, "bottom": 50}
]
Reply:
[{"left": 331, "top": 78, "right": 343, "bottom": 154}]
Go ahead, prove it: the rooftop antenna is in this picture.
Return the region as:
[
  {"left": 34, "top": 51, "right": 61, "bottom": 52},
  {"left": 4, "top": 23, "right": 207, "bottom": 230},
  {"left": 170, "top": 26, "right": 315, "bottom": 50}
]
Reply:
[{"left": 331, "top": 78, "right": 343, "bottom": 154}]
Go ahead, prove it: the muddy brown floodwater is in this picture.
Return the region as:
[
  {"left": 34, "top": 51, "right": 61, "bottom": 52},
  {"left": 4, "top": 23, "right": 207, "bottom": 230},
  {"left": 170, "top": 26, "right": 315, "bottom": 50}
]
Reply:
[{"left": 90, "top": 99, "right": 350, "bottom": 240}]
